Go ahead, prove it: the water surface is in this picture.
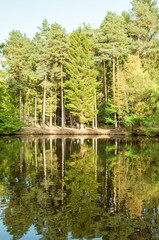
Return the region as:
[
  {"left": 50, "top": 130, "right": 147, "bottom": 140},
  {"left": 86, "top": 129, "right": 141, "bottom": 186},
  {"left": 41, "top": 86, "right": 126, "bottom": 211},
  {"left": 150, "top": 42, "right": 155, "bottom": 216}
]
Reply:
[{"left": 0, "top": 135, "right": 159, "bottom": 239}]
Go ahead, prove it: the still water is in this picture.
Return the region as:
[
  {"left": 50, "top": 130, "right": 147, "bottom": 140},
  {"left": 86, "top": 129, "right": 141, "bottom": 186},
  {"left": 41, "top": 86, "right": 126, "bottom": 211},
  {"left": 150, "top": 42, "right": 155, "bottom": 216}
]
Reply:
[{"left": 0, "top": 135, "right": 159, "bottom": 240}]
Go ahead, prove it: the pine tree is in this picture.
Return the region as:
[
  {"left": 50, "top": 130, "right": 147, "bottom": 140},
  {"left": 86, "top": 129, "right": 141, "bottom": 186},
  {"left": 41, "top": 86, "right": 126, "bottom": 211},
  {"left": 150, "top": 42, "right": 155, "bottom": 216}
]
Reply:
[
  {"left": 2, "top": 30, "right": 33, "bottom": 121},
  {"left": 100, "top": 12, "right": 131, "bottom": 129},
  {"left": 34, "top": 19, "right": 52, "bottom": 129},
  {"left": 94, "top": 29, "right": 110, "bottom": 105},
  {"left": 64, "top": 31, "right": 98, "bottom": 127},
  {"left": 129, "top": 0, "right": 159, "bottom": 69},
  {"left": 48, "top": 23, "right": 68, "bottom": 129}
]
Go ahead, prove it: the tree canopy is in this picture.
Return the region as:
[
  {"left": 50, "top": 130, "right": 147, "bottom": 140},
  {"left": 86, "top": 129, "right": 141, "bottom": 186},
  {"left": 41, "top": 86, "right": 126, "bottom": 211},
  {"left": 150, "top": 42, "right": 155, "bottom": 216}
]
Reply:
[{"left": 0, "top": 0, "right": 159, "bottom": 135}]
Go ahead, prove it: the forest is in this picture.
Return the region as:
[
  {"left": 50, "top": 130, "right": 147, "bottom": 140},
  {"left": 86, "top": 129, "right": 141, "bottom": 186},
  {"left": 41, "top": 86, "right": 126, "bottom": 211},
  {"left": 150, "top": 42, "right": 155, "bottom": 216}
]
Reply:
[{"left": 0, "top": 0, "right": 159, "bottom": 135}]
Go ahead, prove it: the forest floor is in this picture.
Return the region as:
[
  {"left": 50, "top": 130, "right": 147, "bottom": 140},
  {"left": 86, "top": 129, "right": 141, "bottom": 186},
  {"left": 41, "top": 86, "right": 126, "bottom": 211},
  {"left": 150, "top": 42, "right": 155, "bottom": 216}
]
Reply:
[{"left": 13, "top": 126, "right": 127, "bottom": 135}]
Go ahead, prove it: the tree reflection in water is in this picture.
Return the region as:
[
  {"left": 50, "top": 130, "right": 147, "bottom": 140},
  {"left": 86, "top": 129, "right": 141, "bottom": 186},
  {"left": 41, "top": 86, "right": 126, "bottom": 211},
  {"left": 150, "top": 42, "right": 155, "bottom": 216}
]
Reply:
[{"left": 0, "top": 136, "right": 159, "bottom": 239}]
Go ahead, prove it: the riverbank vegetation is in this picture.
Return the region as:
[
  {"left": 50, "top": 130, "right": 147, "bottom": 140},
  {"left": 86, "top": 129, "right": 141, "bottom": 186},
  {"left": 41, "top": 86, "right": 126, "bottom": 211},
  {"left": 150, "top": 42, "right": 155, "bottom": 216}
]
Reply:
[{"left": 0, "top": 0, "right": 159, "bottom": 135}]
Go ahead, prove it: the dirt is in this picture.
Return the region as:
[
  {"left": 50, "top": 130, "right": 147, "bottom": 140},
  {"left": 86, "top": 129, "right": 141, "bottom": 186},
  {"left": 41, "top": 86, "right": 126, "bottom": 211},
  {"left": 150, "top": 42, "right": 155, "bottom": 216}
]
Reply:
[{"left": 13, "top": 126, "right": 127, "bottom": 135}]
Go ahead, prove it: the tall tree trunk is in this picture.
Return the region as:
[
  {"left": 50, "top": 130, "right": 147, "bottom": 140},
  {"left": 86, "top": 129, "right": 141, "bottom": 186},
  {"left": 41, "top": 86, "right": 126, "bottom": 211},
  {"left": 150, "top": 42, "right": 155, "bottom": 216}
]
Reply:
[
  {"left": 113, "top": 55, "right": 116, "bottom": 100},
  {"left": 92, "top": 104, "right": 95, "bottom": 129},
  {"left": 95, "top": 92, "right": 97, "bottom": 129},
  {"left": 113, "top": 55, "right": 117, "bottom": 130},
  {"left": 23, "top": 100, "right": 26, "bottom": 124},
  {"left": 117, "top": 57, "right": 120, "bottom": 128},
  {"left": 117, "top": 57, "right": 119, "bottom": 105},
  {"left": 43, "top": 74, "right": 46, "bottom": 129},
  {"left": 70, "top": 113, "right": 72, "bottom": 127},
  {"left": 31, "top": 101, "right": 33, "bottom": 126},
  {"left": 19, "top": 89, "right": 22, "bottom": 121},
  {"left": 50, "top": 95, "right": 53, "bottom": 127},
  {"left": 61, "top": 62, "right": 64, "bottom": 130},
  {"left": 27, "top": 103, "right": 30, "bottom": 126},
  {"left": 54, "top": 113, "right": 56, "bottom": 126},
  {"left": 103, "top": 60, "right": 107, "bottom": 104},
  {"left": 92, "top": 117, "right": 95, "bottom": 129},
  {"left": 114, "top": 113, "right": 117, "bottom": 130},
  {"left": 50, "top": 111, "right": 52, "bottom": 127},
  {"left": 34, "top": 94, "right": 37, "bottom": 127}
]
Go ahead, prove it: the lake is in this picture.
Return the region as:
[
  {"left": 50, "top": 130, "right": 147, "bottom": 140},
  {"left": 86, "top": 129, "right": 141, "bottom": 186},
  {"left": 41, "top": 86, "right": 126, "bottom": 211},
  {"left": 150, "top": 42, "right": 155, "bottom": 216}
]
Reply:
[{"left": 0, "top": 135, "right": 159, "bottom": 240}]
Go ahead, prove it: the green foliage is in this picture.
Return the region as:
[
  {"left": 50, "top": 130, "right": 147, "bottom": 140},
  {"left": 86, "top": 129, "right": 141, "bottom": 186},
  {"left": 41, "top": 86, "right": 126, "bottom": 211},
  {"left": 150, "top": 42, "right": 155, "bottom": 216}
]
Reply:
[
  {"left": 0, "top": 109, "right": 24, "bottom": 135},
  {"left": 124, "top": 115, "right": 141, "bottom": 127},
  {"left": 64, "top": 30, "right": 98, "bottom": 123},
  {"left": 100, "top": 11, "right": 131, "bottom": 57},
  {"left": 116, "top": 55, "right": 159, "bottom": 135},
  {"left": 98, "top": 102, "right": 116, "bottom": 125},
  {"left": 0, "top": 0, "right": 159, "bottom": 134},
  {"left": 2, "top": 30, "right": 33, "bottom": 93},
  {"left": 0, "top": 76, "right": 24, "bottom": 135}
]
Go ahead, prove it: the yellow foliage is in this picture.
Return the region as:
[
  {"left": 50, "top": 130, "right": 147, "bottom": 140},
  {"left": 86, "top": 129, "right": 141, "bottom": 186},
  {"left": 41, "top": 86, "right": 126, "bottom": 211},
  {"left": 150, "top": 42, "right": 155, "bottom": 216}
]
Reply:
[{"left": 117, "top": 54, "right": 158, "bottom": 118}]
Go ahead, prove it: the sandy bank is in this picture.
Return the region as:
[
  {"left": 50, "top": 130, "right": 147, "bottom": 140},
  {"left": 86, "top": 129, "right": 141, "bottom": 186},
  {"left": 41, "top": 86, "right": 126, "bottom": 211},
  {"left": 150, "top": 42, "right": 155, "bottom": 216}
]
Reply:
[{"left": 13, "top": 126, "right": 126, "bottom": 135}]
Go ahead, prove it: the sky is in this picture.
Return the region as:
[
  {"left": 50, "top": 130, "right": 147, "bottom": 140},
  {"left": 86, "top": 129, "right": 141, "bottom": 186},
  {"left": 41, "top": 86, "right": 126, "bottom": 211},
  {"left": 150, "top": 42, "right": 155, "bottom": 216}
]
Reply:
[{"left": 0, "top": 0, "right": 132, "bottom": 43}]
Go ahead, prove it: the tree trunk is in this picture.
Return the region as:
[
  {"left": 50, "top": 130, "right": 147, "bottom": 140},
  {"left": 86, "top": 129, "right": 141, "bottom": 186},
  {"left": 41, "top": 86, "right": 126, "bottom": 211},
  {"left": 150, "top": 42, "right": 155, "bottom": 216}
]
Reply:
[
  {"left": 34, "top": 94, "right": 37, "bottom": 127},
  {"left": 50, "top": 111, "right": 52, "bottom": 127},
  {"left": 117, "top": 57, "right": 120, "bottom": 128},
  {"left": 61, "top": 62, "right": 64, "bottom": 130},
  {"left": 95, "top": 91, "right": 97, "bottom": 129},
  {"left": 113, "top": 55, "right": 116, "bottom": 100},
  {"left": 43, "top": 74, "right": 46, "bottom": 129},
  {"left": 80, "top": 123, "right": 84, "bottom": 131},
  {"left": 113, "top": 55, "right": 117, "bottom": 130},
  {"left": 19, "top": 89, "right": 22, "bottom": 121},
  {"left": 23, "top": 100, "right": 26, "bottom": 123},
  {"left": 49, "top": 92, "right": 53, "bottom": 127},
  {"left": 103, "top": 60, "right": 107, "bottom": 104},
  {"left": 31, "top": 101, "right": 33, "bottom": 126},
  {"left": 54, "top": 113, "right": 56, "bottom": 126},
  {"left": 117, "top": 57, "right": 120, "bottom": 106},
  {"left": 70, "top": 113, "right": 72, "bottom": 127},
  {"left": 92, "top": 104, "right": 95, "bottom": 129},
  {"left": 114, "top": 112, "right": 117, "bottom": 130},
  {"left": 92, "top": 117, "right": 95, "bottom": 129},
  {"left": 27, "top": 104, "right": 30, "bottom": 126}
]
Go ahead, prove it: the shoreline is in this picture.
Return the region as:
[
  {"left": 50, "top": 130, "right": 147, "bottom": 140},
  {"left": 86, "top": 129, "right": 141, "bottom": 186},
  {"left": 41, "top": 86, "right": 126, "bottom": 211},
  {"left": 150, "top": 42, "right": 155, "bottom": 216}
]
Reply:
[{"left": 13, "top": 126, "right": 127, "bottom": 136}]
